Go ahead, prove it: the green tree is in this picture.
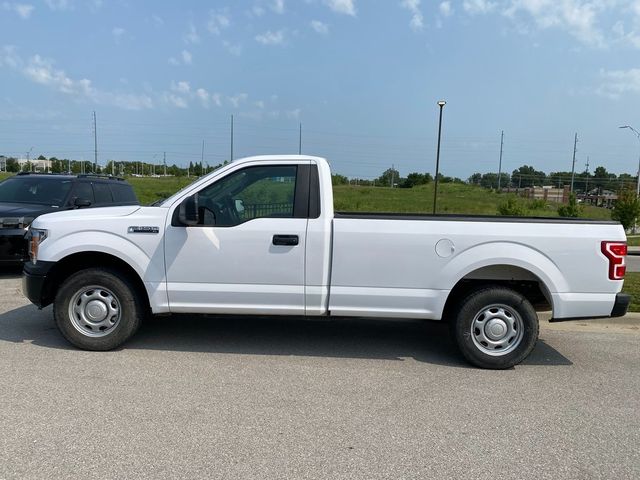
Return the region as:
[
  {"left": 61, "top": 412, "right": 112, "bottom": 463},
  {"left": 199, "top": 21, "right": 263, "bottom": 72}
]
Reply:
[
  {"left": 612, "top": 188, "right": 640, "bottom": 231},
  {"left": 331, "top": 174, "right": 349, "bottom": 186},
  {"left": 377, "top": 167, "right": 400, "bottom": 187},
  {"left": 6, "top": 157, "right": 19, "bottom": 172},
  {"left": 468, "top": 172, "right": 482, "bottom": 185},
  {"left": 401, "top": 172, "right": 432, "bottom": 188},
  {"left": 512, "top": 165, "right": 546, "bottom": 187}
]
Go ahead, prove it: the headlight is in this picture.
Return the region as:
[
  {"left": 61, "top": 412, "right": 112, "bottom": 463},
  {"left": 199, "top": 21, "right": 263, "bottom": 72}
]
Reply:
[{"left": 29, "top": 228, "right": 48, "bottom": 265}]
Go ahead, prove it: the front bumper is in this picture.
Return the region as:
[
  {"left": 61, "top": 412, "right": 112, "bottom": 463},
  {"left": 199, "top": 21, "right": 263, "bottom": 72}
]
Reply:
[
  {"left": 0, "top": 229, "right": 29, "bottom": 264},
  {"left": 22, "top": 260, "right": 55, "bottom": 308}
]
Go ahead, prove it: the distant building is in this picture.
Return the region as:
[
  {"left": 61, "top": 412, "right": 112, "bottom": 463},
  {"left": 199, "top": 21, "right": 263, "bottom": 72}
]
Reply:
[{"left": 17, "top": 158, "right": 52, "bottom": 172}]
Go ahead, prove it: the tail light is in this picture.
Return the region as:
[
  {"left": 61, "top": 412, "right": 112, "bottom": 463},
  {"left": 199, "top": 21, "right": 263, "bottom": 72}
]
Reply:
[{"left": 601, "top": 241, "right": 627, "bottom": 280}]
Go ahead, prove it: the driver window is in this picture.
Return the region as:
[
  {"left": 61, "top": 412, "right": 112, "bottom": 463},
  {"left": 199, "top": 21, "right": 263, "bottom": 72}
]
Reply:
[{"left": 197, "top": 165, "right": 297, "bottom": 227}]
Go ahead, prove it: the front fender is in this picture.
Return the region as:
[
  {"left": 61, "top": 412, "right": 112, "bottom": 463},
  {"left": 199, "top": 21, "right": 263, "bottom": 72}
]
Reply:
[{"left": 40, "top": 230, "right": 165, "bottom": 283}]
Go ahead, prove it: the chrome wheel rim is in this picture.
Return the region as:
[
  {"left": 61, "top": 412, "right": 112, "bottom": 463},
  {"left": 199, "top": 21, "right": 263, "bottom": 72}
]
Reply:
[
  {"left": 68, "top": 285, "right": 121, "bottom": 338},
  {"left": 471, "top": 304, "right": 524, "bottom": 356}
]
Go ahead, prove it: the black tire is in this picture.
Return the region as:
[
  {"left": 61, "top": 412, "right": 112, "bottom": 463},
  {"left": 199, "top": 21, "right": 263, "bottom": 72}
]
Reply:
[
  {"left": 450, "top": 286, "right": 539, "bottom": 369},
  {"left": 53, "top": 268, "right": 143, "bottom": 351}
]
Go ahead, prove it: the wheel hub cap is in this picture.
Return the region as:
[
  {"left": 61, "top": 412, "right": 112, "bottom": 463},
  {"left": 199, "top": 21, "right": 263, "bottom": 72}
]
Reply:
[
  {"left": 68, "top": 286, "right": 121, "bottom": 338},
  {"left": 86, "top": 300, "right": 108, "bottom": 322},
  {"left": 470, "top": 304, "right": 525, "bottom": 356},
  {"left": 485, "top": 318, "right": 508, "bottom": 340}
]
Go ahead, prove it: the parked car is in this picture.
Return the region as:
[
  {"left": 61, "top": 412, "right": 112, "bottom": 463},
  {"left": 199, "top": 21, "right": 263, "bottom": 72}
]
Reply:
[
  {"left": 0, "top": 173, "right": 138, "bottom": 264},
  {"left": 22, "top": 156, "right": 629, "bottom": 368}
]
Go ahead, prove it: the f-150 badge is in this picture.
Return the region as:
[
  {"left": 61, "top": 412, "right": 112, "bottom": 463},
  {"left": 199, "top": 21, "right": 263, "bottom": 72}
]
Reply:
[{"left": 128, "top": 226, "right": 160, "bottom": 234}]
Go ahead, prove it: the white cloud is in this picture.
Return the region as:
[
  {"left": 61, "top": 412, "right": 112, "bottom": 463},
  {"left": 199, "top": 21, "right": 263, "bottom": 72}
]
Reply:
[
  {"left": 183, "top": 22, "right": 200, "bottom": 44},
  {"left": 271, "top": 0, "right": 285, "bottom": 14},
  {"left": 2, "top": 2, "right": 35, "bottom": 19},
  {"left": 255, "top": 29, "right": 286, "bottom": 45},
  {"left": 168, "top": 57, "right": 179, "bottom": 66},
  {"left": 463, "top": 0, "right": 497, "bottom": 15},
  {"left": 503, "top": 0, "right": 606, "bottom": 48},
  {"left": 596, "top": 67, "right": 640, "bottom": 99},
  {"left": 229, "top": 93, "right": 248, "bottom": 108},
  {"left": 400, "top": 0, "right": 423, "bottom": 30},
  {"left": 112, "top": 27, "right": 125, "bottom": 43},
  {"left": 207, "top": 10, "right": 231, "bottom": 35},
  {"left": 223, "top": 41, "right": 243, "bottom": 56},
  {"left": 440, "top": 1, "right": 453, "bottom": 17},
  {"left": 151, "top": 14, "right": 164, "bottom": 27},
  {"left": 44, "top": 0, "right": 70, "bottom": 10},
  {"left": 324, "top": 0, "right": 356, "bottom": 16},
  {"left": 196, "top": 88, "right": 210, "bottom": 107},
  {"left": 252, "top": 5, "right": 265, "bottom": 16},
  {"left": 163, "top": 93, "right": 188, "bottom": 108},
  {"left": 310, "top": 19, "right": 329, "bottom": 34},
  {"left": 5, "top": 51, "right": 154, "bottom": 110},
  {"left": 171, "top": 80, "right": 191, "bottom": 94},
  {"left": 255, "top": 100, "right": 265, "bottom": 108},
  {"left": 181, "top": 49, "right": 192, "bottom": 65},
  {"left": 286, "top": 108, "right": 302, "bottom": 119}
]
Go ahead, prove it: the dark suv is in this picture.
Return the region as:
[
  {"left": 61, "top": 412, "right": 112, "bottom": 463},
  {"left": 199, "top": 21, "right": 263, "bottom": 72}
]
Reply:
[{"left": 0, "top": 173, "right": 139, "bottom": 264}]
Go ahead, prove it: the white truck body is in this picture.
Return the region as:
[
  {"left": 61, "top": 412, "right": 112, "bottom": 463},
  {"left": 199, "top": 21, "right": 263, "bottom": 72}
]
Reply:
[{"left": 23, "top": 156, "right": 629, "bottom": 367}]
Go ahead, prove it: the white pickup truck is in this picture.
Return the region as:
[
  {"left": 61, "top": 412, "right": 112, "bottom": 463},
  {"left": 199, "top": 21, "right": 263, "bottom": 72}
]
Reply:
[{"left": 23, "top": 155, "right": 630, "bottom": 368}]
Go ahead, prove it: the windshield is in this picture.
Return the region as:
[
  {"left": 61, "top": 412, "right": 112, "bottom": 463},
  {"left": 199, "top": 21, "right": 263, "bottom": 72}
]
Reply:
[{"left": 0, "top": 177, "right": 73, "bottom": 206}]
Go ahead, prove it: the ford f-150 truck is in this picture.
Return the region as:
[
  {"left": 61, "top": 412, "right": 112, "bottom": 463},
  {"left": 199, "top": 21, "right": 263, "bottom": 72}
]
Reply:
[{"left": 22, "top": 155, "right": 630, "bottom": 369}]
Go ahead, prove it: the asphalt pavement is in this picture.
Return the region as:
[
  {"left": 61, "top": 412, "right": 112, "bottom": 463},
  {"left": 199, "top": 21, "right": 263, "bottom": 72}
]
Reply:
[{"left": 0, "top": 274, "right": 638, "bottom": 480}]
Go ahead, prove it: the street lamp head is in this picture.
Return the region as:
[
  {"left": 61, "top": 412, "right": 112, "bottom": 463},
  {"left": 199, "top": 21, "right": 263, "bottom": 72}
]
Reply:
[
  {"left": 437, "top": 100, "right": 446, "bottom": 107},
  {"left": 620, "top": 125, "right": 630, "bottom": 129}
]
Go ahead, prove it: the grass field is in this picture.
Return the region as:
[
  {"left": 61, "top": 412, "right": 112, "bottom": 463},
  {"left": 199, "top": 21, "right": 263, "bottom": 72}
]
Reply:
[
  {"left": 0, "top": 172, "right": 615, "bottom": 218},
  {"left": 622, "top": 272, "right": 640, "bottom": 312}
]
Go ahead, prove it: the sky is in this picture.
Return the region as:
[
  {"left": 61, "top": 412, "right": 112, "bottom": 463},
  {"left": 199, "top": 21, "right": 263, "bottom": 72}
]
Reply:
[{"left": 2, "top": 0, "right": 640, "bottom": 180}]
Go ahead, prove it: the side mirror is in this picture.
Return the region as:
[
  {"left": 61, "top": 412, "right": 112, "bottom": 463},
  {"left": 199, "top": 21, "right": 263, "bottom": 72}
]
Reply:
[
  {"left": 74, "top": 198, "right": 92, "bottom": 208},
  {"left": 178, "top": 194, "right": 200, "bottom": 226}
]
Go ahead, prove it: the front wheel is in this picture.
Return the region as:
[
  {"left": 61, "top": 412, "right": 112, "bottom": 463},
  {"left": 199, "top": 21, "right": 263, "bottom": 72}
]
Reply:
[
  {"left": 54, "top": 268, "right": 143, "bottom": 350},
  {"left": 450, "top": 287, "right": 539, "bottom": 369}
]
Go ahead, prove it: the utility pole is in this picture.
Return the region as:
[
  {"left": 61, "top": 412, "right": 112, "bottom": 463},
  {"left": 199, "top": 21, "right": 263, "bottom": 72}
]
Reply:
[
  {"left": 230, "top": 115, "right": 234, "bottom": 161},
  {"left": 390, "top": 164, "right": 395, "bottom": 188},
  {"left": 498, "top": 130, "right": 504, "bottom": 191},
  {"left": 93, "top": 111, "right": 98, "bottom": 173},
  {"left": 433, "top": 100, "right": 446, "bottom": 214},
  {"left": 570, "top": 132, "right": 578, "bottom": 193},
  {"left": 201, "top": 139, "right": 205, "bottom": 174},
  {"left": 299, "top": 123, "right": 302, "bottom": 155},
  {"left": 585, "top": 156, "right": 590, "bottom": 194},
  {"left": 163, "top": 151, "right": 167, "bottom": 176}
]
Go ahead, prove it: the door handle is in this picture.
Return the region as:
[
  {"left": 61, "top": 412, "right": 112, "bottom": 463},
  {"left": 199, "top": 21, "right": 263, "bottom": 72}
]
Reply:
[{"left": 273, "top": 234, "right": 299, "bottom": 246}]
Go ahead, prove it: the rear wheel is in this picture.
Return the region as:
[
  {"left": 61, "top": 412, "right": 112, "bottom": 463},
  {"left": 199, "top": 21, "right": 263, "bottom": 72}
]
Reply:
[
  {"left": 54, "top": 268, "right": 143, "bottom": 350},
  {"left": 451, "top": 286, "right": 539, "bottom": 369}
]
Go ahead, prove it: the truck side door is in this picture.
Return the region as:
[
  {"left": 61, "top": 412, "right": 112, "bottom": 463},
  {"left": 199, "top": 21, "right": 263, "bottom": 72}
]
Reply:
[{"left": 164, "top": 162, "right": 311, "bottom": 315}]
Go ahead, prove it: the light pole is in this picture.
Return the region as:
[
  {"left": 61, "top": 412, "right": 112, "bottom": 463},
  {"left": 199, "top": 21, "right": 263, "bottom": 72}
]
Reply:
[
  {"left": 433, "top": 100, "right": 446, "bottom": 214},
  {"left": 620, "top": 125, "right": 640, "bottom": 232}
]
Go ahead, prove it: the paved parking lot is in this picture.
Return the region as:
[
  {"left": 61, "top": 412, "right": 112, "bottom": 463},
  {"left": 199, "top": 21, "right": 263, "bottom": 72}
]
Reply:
[{"left": 0, "top": 274, "right": 638, "bottom": 480}]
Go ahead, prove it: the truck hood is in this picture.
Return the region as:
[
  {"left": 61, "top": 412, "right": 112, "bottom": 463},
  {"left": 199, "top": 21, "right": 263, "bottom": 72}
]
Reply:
[{"left": 33, "top": 205, "right": 142, "bottom": 227}]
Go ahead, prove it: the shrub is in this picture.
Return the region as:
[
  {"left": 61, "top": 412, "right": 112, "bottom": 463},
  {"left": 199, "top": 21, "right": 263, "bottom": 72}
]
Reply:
[
  {"left": 557, "top": 193, "right": 582, "bottom": 218},
  {"left": 497, "top": 197, "right": 526, "bottom": 216}
]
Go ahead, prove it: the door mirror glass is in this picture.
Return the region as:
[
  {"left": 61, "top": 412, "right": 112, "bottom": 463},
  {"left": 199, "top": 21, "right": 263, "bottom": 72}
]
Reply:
[
  {"left": 74, "top": 198, "right": 92, "bottom": 208},
  {"left": 178, "top": 194, "right": 200, "bottom": 225}
]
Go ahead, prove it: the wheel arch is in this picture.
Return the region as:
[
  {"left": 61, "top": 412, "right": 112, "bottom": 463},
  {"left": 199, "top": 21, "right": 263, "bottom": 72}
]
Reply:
[
  {"left": 39, "top": 251, "right": 151, "bottom": 314},
  {"left": 442, "top": 264, "right": 553, "bottom": 322}
]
